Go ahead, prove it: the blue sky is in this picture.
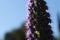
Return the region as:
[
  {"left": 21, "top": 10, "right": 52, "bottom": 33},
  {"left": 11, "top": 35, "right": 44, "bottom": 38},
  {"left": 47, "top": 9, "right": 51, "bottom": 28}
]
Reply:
[
  {"left": 0, "top": 0, "right": 26, "bottom": 39},
  {"left": 0, "top": 0, "right": 60, "bottom": 39}
]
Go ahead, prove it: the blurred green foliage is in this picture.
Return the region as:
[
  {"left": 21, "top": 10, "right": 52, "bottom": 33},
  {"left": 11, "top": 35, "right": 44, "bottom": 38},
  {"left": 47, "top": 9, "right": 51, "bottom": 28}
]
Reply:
[{"left": 5, "top": 22, "right": 26, "bottom": 40}]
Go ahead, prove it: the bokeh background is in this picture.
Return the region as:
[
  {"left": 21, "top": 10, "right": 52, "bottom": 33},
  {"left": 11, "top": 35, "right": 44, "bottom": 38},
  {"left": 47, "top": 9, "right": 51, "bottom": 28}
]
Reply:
[{"left": 0, "top": 0, "right": 60, "bottom": 40}]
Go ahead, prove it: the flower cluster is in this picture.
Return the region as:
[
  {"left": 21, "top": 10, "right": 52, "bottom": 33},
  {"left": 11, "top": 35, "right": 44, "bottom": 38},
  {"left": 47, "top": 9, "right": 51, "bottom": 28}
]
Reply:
[{"left": 25, "top": 0, "right": 54, "bottom": 40}]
